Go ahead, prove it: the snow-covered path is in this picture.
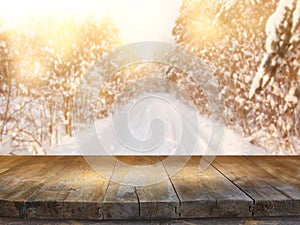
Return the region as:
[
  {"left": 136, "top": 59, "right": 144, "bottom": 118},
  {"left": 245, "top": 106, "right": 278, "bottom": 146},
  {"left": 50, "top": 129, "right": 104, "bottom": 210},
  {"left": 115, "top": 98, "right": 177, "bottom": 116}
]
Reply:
[{"left": 49, "top": 93, "right": 267, "bottom": 155}]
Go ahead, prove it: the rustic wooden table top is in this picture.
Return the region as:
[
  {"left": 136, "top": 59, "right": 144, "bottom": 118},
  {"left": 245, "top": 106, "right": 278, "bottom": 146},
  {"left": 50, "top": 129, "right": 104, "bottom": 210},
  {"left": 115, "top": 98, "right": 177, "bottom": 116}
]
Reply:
[{"left": 0, "top": 156, "right": 299, "bottom": 221}]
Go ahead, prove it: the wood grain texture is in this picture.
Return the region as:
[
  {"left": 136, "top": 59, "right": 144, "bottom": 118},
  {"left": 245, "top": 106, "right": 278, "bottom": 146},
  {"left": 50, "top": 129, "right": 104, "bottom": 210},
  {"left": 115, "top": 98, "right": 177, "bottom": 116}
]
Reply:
[
  {"left": 0, "top": 156, "right": 34, "bottom": 174},
  {"left": 101, "top": 182, "right": 139, "bottom": 219},
  {"left": 113, "top": 157, "right": 180, "bottom": 219},
  {"left": 0, "top": 216, "right": 300, "bottom": 225},
  {"left": 136, "top": 182, "right": 180, "bottom": 219},
  {"left": 135, "top": 160, "right": 180, "bottom": 219},
  {"left": 26, "top": 157, "right": 111, "bottom": 220},
  {"left": 100, "top": 158, "right": 141, "bottom": 220},
  {"left": 162, "top": 156, "right": 253, "bottom": 218},
  {"left": 0, "top": 156, "right": 299, "bottom": 220},
  {"left": 212, "top": 156, "right": 300, "bottom": 217},
  {"left": 246, "top": 156, "right": 300, "bottom": 190},
  {"left": 0, "top": 156, "right": 71, "bottom": 218},
  {"left": 99, "top": 157, "right": 181, "bottom": 219}
]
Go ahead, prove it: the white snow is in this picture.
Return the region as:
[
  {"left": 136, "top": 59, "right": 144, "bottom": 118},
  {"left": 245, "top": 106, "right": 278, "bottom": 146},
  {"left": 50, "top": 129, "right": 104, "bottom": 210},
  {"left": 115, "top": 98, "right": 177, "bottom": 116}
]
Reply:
[
  {"left": 285, "top": 87, "right": 298, "bottom": 104},
  {"left": 265, "top": 0, "right": 288, "bottom": 53},
  {"left": 249, "top": 57, "right": 266, "bottom": 98},
  {"left": 292, "top": 0, "right": 300, "bottom": 32},
  {"left": 49, "top": 93, "right": 266, "bottom": 155},
  {"left": 0, "top": 139, "right": 13, "bottom": 155},
  {"left": 250, "top": 0, "right": 299, "bottom": 98},
  {"left": 265, "top": 0, "right": 299, "bottom": 53}
]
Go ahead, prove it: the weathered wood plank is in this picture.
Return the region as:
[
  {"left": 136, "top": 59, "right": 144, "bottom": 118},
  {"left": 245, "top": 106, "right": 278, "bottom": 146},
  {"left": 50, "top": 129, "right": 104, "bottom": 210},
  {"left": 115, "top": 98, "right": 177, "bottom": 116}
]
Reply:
[
  {"left": 134, "top": 157, "right": 179, "bottom": 219},
  {"left": 0, "top": 156, "right": 71, "bottom": 218},
  {"left": 162, "top": 156, "right": 253, "bottom": 218},
  {"left": 26, "top": 157, "right": 112, "bottom": 220},
  {"left": 0, "top": 156, "right": 34, "bottom": 174},
  {"left": 0, "top": 156, "right": 18, "bottom": 171},
  {"left": 102, "top": 182, "right": 138, "bottom": 219},
  {"left": 82, "top": 156, "right": 140, "bottom": 220},
  {"left": 247, "top": 156, "right": 300, "bottom": 190},
  {"left": 0, "top": 157, "right": 72, "bottom": 201},
  {"left": 101, "top": 157, "right": 139, "bottom": 220},
  {"left": 101, "top": 156, "right": 179, "bottom": 219},
  {"left": 0, "top": 156, "right": 299, "bottom": 220},
  {"left": 0, "top": 156, "right": 34, "bottom": 218},
  {"left": 0, "top": 216, "right": 300, "bottom": 225},
  {"left": 212, "top": 157, "right": 300, "bottom": 216},
  {"left": 136, "top": 183, "right": 180, "bottom": 219}
]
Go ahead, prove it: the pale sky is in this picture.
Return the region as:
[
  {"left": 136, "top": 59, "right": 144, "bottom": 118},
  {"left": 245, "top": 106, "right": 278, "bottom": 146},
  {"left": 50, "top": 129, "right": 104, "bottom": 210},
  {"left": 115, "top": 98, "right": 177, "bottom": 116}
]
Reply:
[
  {"left": 0, "top": 0, "right": 182, "bottom": 43},
  {"left": 106, "top": 0, "right": 182, "bottom": 43}
]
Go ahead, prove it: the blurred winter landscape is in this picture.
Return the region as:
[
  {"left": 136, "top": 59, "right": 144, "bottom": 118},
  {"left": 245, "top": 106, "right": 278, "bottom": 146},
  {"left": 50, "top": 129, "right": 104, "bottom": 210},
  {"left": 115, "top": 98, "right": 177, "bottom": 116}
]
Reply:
[{"left": 0, "top": 0, "right": 299, "bottom": 155}]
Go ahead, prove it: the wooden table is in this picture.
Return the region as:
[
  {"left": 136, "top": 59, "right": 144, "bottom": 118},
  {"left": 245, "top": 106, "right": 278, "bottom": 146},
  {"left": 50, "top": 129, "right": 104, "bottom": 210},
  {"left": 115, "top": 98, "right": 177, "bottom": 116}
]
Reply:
[{"left": 0, "top": 156, "right": 299, "bottom": 221}]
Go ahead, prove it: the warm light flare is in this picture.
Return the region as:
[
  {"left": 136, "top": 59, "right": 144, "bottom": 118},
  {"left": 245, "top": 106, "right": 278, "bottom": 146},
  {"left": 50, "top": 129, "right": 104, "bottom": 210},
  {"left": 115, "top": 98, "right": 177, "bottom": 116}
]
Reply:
[
  {"left": 0, "top": 0, "right": 181, "bottom": 43},
  {"left": 0, "top": 0, "right": 108, "bottom": 26}
]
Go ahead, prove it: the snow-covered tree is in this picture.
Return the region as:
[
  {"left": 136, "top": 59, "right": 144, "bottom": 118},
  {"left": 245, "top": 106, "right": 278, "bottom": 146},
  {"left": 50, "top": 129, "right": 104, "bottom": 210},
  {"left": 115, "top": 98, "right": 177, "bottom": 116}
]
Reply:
[
  {"left": 250, "top": 0, "right": 300, "bottom": 152},
  {"left": 173, "top": 0, "right": 299, "bottom": 153},
  {"left": 250, "top": 0, "right": 300, "bottom": 96},
  {"left": 0, "top": 16, "right": 120, "bottom": 154},
  {"left": 174, "top": 0, "right": 277, "bottom": 124},
  {"left": 40, "top": 16, "right": 120, "bottom": 136},
  {"left": 0, "top": 29, "right": 13, "bottom": 143},
  {"left": 95, "top": 59, "right": 211, "bottom": 120}
]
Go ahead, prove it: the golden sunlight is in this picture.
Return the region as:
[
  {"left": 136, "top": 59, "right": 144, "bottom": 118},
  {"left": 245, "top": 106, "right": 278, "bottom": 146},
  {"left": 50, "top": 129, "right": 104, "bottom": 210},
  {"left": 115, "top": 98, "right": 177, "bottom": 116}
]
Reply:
[
  {"left": 0, "top": 0, "right": 108, "bottom": 25},
  {"left": 0, "top": 0, "right": 181, "bottom": 43}
]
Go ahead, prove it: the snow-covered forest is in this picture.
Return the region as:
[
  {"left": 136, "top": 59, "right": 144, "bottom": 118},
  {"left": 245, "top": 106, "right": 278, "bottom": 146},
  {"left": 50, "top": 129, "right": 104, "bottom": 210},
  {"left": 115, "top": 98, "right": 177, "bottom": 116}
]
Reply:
[
  {"left": 0, "top": 16, "right": 120, "bottom": 153},
  {"left": 0, "top": 0, "right": 299, "bottom": 154},
  {"left": 173, "top": 0, "right": 300, "bottom": 154}
]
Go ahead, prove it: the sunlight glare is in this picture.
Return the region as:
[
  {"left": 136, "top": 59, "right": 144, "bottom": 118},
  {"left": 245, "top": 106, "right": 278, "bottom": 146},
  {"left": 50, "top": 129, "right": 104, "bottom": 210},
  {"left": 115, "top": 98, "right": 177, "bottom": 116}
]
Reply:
[
  {"left": 0, "top": 0, "right": 109, "bottom": 26},
  {"left": 0, "top": 0, "right": 181, "bottom": 43}
]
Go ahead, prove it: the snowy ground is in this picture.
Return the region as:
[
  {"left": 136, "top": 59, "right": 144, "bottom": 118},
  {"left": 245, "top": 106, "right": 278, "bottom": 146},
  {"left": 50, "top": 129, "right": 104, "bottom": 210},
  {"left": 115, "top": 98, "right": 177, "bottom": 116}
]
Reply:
[{"left": 49, "top": 93, "right": 267, "bottom": 155}]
